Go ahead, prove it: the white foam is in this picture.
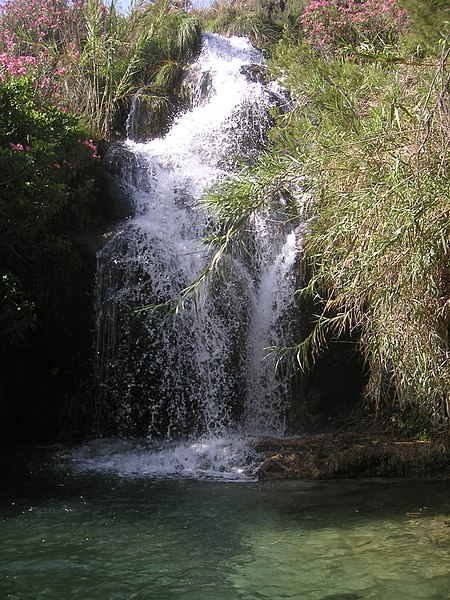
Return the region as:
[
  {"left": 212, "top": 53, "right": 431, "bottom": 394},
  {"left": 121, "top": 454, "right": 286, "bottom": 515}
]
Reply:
[{"left": 58, "top": 437, "right": 259, "bottom": 481}]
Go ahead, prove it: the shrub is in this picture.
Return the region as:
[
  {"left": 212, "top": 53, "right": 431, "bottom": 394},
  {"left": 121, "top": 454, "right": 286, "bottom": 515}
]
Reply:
[
  {"left": 0, "top": 76, "right": 99, "bottom": 350},
  {"left": 301, "top": 0, "right": 408, "bottom": 54},
  {"left": 0, "top": 0, "right": 77, "bottom": 99}
]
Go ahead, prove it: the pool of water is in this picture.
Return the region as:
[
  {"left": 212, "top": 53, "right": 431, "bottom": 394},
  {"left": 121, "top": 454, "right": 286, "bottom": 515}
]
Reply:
[{"left": 1, "top": 446, "right": 449, "bottom": 599}]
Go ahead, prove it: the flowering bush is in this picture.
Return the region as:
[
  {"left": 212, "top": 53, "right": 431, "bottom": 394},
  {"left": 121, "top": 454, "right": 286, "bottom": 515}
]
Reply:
[
  {"left": 0, "top": 76, "right": 101, "bottom": 351},
  {"left": 0, "top": 0, "right": 83, "bottom": 98},
  {"left": 301, "top": 0, "right": 408, "bottom": 53},
  {"left": 0, "top": 0, "right": 81, "bottom": 53},
  {"left": 0, "top": 76, "right": 99, "bottom": 225},
  {"left": 0, "top": 53, "right": 37, "bottom": 80}
]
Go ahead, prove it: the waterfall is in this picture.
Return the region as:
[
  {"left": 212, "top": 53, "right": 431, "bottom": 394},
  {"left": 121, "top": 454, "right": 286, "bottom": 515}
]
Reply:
[{"left": 89, "top": 33, "right": 304, "bottom": 479}]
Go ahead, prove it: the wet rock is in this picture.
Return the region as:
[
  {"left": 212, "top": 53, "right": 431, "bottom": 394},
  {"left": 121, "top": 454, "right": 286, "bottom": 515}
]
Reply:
[
  {"left": 255, "top": 433, "right": 450, "bottom": 480},
  {"left": 240, "top": 64, "right": 269, "bottom": 84}
]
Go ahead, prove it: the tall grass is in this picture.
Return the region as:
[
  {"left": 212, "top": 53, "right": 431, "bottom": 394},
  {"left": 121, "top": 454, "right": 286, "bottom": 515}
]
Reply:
[
  {"left": 271, "top": 22, "right": 450, "bottom": 432},
  {"left": 199, "top": 0, "right": 287, "bottom": 48},
  {"left": 0, "top": 0, "right": 201, "bottom": 139},
  {"left": 59, "top": 0, "right": 137, "bottom": 138},
  {"left": 398, "top": 0, "right": 450, "bottom": 53},
  {"left": 198, "top": 2, "right": 450, "bottom": 433},
  {"left": 61, "top": 0, "right": 201, "bottom": 139},
  {"left": 294, "top": 49, "right": 450, "bottom": 431}
]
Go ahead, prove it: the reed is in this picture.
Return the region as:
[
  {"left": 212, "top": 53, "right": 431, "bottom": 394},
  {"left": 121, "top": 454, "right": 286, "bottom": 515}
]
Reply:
[
  {"left": 200, "top": 3, "right": 450, "bottom": 433},
  {"left": 61, "top": 0, "right": 201, "bottom": 139},
  {"left": 0, "top": 0, "right": 201, "bottom": 139}
]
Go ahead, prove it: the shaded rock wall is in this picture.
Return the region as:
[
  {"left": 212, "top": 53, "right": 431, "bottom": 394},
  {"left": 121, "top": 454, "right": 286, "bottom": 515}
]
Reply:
[{"left": 0, "top": 166, "right": 131, "bottom": 445}]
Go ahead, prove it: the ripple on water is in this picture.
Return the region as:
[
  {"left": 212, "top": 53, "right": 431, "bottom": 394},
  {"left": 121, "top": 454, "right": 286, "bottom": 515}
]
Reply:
[{"left": 1, "top": 450, "right": 449, "bottom": 600}]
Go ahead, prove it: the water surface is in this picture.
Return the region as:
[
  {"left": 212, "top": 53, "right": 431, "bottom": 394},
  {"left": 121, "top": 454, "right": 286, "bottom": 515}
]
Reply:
[{"left": 1, "top": 447, "right": 449, "bottom": 599}]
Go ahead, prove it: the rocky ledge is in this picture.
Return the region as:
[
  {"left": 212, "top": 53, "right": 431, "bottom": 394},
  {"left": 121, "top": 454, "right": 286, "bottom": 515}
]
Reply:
[{"left": 255, "top": 433, "right": 450, "bottom": 480}]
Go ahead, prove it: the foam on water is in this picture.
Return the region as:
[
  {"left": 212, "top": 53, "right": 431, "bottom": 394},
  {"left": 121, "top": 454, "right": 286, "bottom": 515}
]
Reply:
[{"left": 58, "top": 437, "right": 259, "bottom": 481}]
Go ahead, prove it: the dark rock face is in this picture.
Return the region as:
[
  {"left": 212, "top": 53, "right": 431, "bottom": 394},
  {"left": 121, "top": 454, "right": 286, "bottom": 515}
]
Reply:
[
  {"left": 0, "top": 245, "right": 96, "bottom": 444},
  {"left": 291, "top": 339, "right": 368, "bottom": 431},
  {"left": 0, "top": 156, "right": 135, "bottom": 446},
  {"left": 284, "top": 278, "right": 368, "bottom": 434}
]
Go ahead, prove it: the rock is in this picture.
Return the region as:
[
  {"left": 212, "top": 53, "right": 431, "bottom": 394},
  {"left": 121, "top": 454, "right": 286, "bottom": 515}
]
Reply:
[
  {"left": 239, "top": 64, "right": 269, "bottom": 84},
  {"left": 255, "top": 433, "right": 450, "bottom": 480}
]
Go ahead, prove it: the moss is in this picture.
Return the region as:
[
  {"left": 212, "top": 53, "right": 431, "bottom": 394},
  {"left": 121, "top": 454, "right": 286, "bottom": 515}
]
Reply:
[{"left": 257, "top": 433, "right": 450, "bottom": 480}]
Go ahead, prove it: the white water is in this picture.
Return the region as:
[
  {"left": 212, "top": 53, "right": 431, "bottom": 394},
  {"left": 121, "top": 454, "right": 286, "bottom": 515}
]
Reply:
[{"left": 90, "top": 33, "right": 304, "bottom": 480}]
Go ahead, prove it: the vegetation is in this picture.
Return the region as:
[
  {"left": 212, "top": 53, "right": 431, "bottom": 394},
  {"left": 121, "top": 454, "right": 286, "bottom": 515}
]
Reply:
[
  {"left": 0, "top": 74, "right": 100, "bottom": 342},
  {"left": 200, "top": 0, "right": 283, "bottom": 47},
  {"left": 0, "top": 0, "right": 448, "bottom": 439},
  {"left": 195, "top": 0, "right": 450, "bottom": 435},
  {"left": 0, "top": 0, "right": 201, "bottom": 139}
]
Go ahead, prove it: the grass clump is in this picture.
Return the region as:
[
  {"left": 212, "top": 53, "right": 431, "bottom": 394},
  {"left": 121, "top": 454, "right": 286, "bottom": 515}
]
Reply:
[
  {"left": 198, "top": 0, "right": 309, "bottom": 49},
  {"left": 200, "top": 0, "right": 280, "bottom": 48}
]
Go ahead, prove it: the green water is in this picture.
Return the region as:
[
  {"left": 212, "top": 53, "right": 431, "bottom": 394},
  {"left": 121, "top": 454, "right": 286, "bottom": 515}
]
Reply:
[{"left": 1, "top": 448, "right": 449, "bottom": 599}]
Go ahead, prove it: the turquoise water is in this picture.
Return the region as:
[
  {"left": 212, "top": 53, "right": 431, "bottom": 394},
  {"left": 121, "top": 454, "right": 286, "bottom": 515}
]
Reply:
[{"left": 1, "top": 447, "right": 449, "bottom": 599}]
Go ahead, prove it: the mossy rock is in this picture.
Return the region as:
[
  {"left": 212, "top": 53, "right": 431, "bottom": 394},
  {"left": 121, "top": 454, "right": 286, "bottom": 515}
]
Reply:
[{"left": 256, "top": 433, "right": 450, "bottom": 480}]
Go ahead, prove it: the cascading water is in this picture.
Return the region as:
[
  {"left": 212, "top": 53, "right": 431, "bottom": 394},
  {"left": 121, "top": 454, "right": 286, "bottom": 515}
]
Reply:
[{"left": 87, "top": 33, "right": 305, "bottom": 480}]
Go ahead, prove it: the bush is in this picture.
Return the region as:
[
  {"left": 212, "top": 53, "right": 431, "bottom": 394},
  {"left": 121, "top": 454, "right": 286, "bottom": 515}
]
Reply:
[
  {"left": 0, "top": 76, "right": 99, "bottom": 350},
  {"left": 301, "top": 0, "right": 408, "bottom": 54}
]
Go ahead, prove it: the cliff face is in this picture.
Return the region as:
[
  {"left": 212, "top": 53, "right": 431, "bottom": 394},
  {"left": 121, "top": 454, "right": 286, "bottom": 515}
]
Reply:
[{"left": 0, "top": 165, "right": 132, "bottom": 445}]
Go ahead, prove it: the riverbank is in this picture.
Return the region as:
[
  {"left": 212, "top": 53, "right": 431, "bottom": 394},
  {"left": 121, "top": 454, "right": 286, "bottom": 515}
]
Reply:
[{"left": 256, "top": 431, "right": 450, "bottom": 481}]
